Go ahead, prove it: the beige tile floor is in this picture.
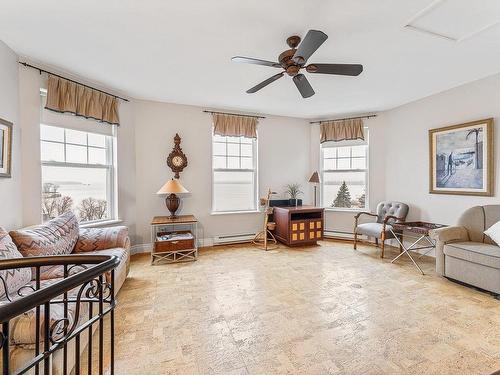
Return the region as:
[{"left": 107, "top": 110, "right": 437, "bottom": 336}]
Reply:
[{"left": 113, "top": 241, "right": 500, "bottom": 375}]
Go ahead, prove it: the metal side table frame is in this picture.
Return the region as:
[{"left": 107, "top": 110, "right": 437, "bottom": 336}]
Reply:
[{"left": 389, "top": 222, "right": 446, "bottom": 275}]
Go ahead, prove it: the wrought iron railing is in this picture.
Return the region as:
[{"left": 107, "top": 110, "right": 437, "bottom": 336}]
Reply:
[{"left": 0, "top": 255, "right": 120, "bottom": 375}]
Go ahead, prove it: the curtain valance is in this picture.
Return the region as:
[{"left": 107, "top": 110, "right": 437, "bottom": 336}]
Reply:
[
  {"left": 320, "top": 118, "right": 364, "bottom": 143},
  {"left": 45, "top": 75, "right": 120, "bottom": 126},
  {"left": 212, "top": 113, "right": 257, "bottom": 138}
]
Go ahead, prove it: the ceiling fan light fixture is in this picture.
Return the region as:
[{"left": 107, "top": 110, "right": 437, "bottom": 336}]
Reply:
[{"left": 232, "top": 29, "right": 363, "bottom": 98}]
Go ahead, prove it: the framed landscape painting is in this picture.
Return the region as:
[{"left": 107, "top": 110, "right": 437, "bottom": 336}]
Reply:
[
  {"left": 0, "top": 118, "right": 13, "bottom": 178},
  {"left": 429, "top": 118, "right": 494, "bottom": 196}
]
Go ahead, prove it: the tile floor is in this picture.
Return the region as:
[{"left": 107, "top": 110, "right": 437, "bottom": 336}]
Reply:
[{"left": 113, "top": 241, "right": 500, "bottom": 375}]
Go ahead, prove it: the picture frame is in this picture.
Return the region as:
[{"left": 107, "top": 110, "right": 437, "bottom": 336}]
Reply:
[
  {"left": 429, "top": 118, "right": 494, "bottom": 196},
  {"left": 0, "top": 118, "right": 13, "bottom": 178}
]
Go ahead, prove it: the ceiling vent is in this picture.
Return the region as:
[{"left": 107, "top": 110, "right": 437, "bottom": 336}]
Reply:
[{"left": 405, "top": 0, "right": 500, "bottom": 42}]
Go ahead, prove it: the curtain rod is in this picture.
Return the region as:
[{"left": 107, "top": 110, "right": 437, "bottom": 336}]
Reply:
[
  {"left": 309, "top": 114, "right": 377, "bottom": 124},
  {"left": 19, "top": 62, "right": 130, "bottom": 102},
  {"left": 203, "top": 110, "right": 266, "bottom": 119}
]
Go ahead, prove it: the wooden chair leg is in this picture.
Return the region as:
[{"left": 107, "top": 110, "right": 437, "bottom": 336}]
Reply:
[
  {"left": 353, "top": 231, "right": 358, "bottom": 250},
  {"left": 380, "top": 234, "right": 385, "bottom": 258},
  {"left": 399, "top": 234, "right": 403, "bottom": 253}
]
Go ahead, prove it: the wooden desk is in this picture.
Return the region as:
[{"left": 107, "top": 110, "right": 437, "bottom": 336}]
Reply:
[{"left": 272, "top": 206, "right": 324, "bottom": 246}]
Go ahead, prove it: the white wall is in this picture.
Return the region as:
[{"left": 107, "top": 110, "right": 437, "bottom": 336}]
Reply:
[
  {"left": 134, "top": 100, "right": 312, "bottom": 246},
  {"left": 0, "top": 41, "right": 21, "bottom": 230},
  {"left": 383, "top": 72, "right": 500, "bottom": 225}
]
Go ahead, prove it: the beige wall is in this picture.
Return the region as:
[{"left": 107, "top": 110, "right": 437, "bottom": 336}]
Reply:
[
  {"left": 383, "top": 72, "right": 500, "bottom": 225},
  {"left": 5, "top": 43, "right": 500, "bottom": 248},
  {"left": 0, "top": 41, "right": 21, "bottom": 230},
  {"left": 16, "top": 65, "right": 137, "bottom": 240},
  {"left": 134, "top": 100, "right": 312, "bottom": 246},
  {"left": 309, "top": 115, "right": 388, "bottom": 235}
]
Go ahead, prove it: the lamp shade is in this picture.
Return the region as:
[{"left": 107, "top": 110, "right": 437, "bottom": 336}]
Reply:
[
  {"left": 308, "top": 171, "right": 320, "bottom": 183},
  {"left": 156, "top": 179, "right": 189, "bottom": 195}
]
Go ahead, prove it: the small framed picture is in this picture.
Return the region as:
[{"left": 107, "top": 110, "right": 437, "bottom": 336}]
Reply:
[
  {"left": 429, "top": 118, "right": 494, "bottom": 196},
  {"left": 0, "top": 118, "right": 13, "bottom": 178}
]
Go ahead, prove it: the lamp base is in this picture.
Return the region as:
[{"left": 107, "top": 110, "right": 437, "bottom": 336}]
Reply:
[{"left": 165, "top": 193, "right": 180, "bottom": 218}]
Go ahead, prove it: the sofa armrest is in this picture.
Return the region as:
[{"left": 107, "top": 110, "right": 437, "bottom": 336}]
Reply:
[
  {"left": 429, "top": 226, "right": 469, "bottom": 276},
  {"left": 74, "top": 226, "right": 130, "bottom": 253},
  {"left": 430, "top": 226, "right": 469, "bottom": 243}
]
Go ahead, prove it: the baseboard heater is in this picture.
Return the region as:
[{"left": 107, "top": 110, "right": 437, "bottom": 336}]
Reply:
[
  {"left": 324, "top": 230, "right": 369, "bottom": 241},
  {"left": 324, "top": 229, "right": 355, "bottom": 240},
  {"left": 213, "top": 233, "right": 256, "bottom": 245}
]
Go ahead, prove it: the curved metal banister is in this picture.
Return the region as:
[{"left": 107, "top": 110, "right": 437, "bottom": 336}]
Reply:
[{"left": 0, "top": 255, "right": 119, "bottom": 323}]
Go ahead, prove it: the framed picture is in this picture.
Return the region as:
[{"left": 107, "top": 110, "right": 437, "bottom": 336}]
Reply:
[
  {"left": 0, "top": 118, "right": 13, "bottom": 178},
  {"left": 429, "top": 118, "right": 494, "bottom": 196}
]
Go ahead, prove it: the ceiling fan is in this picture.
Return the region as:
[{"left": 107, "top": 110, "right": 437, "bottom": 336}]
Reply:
[{"left": 232, "top": 30, "right": 363, "bottom": 98}]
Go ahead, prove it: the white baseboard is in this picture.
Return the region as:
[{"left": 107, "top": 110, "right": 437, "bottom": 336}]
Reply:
[
  {"left": 131, "top": 243, "right": 152, "bottom": 255},
  {"left": 131, "top": 238, "right": 212, "bottom": 255}
]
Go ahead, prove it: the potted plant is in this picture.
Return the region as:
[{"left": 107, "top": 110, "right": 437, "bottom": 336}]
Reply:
[{"left": 285, "top": 183, "right": 303, "bottom": 206}]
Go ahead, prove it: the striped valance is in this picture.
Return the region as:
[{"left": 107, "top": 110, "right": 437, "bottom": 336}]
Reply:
[
  {"left": 45, "top": 75, "right": 120, "bottom": 126},
  {"left": 320, "top": 118, "right": 364, "bottom": 143},
  {"left": 212, "top": 113, "right": 257, "bottom": 138}
]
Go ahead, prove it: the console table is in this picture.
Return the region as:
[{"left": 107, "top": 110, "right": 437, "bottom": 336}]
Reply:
[
  {"left": 272, "top": 206, "right": 324, "bottom": 246},
  {"left": 150, "top": 215, "right": 198, "bottom": 265}
]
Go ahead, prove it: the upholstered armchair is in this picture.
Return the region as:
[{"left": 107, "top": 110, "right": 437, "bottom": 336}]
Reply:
[{"left": 353, "top": 201, "right": 409, "bottom": 258}]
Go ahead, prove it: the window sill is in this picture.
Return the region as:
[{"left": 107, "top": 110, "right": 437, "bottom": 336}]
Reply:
[
  {"left": 80, "top": 219, "right": 123, "bottom": 228},
  {"left": 210, "top": 210, "right": 260, "bottom": 216}
]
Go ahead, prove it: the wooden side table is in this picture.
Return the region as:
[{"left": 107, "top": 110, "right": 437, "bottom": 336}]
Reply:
[{"left": 150, "top": 215, "right": 198, "bottom": 265}]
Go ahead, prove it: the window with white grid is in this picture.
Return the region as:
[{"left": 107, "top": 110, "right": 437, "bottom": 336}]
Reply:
[{"left": 212, "top": 134, "right": 258, "bottom": 212}]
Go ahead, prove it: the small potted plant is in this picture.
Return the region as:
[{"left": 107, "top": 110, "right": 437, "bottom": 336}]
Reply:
[{"left": 285, "top": 183, "right": 303, "bottom": 207}]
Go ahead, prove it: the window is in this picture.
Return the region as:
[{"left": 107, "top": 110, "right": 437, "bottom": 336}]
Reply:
[
  {"left": 321, "top": 134, "right": 368, "bottom": 210},
  {"left": 40, "top": 125, "right": 116, "bottom": 223},
  {"left": 212, "top": 134, "right": 257, "bottom": 212}
]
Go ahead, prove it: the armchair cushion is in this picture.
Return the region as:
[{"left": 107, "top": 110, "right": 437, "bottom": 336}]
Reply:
[
  {"left": 9, "top": 212, "right": 79, "bottom": 258},
  {"left": 74, "top": 226, "right": 129, "bottom": 253},
  {"left": 355, "top": 223, "right": 396, "bottom": 238},
  {"left": 0, "top": 228, "right": 31, "bottom": 299}
]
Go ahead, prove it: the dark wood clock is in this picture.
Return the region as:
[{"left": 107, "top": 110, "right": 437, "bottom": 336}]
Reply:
[{"left": 167, "top": 133, "right": 188, "bottom": 179}]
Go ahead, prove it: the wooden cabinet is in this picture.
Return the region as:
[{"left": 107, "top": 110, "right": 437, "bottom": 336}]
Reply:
[{"left": 272, "top": 206, "right": 324, "bottom": 246}]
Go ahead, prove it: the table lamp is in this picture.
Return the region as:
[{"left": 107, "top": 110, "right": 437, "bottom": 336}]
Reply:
[
  {"left": 308, "top": 171, "right": 320, "bottom": 206},
  {"left": 157, "top": 178, "right": 189, "bottom": 218}
]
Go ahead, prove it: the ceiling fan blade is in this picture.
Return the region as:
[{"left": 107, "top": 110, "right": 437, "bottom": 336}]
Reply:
[
  {"left": 306, "top": 63, "right": 363, "bottom": 76},
  {"left": 293, "top": 74, "right": 315, "bottom": 98},
  {"left": 232, "top": 56, "right": 281, "bottom": 68},
  {"left": 293, "top": 30, "right": 328, "bottom": 65},
  {"left": 246, "top": 72, "right": 284, "bottom": 93}
]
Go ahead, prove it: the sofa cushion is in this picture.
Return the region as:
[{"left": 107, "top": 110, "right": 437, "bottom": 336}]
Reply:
[
  {"left": 355, "top": 222, "right": 395, "bottom": 238},
  {"left": 0, "top": 228, "right": 31, "bottom": 300},
  {"left": 10, "top": 212, "right": 79, "bottom": 258},
  {"left": 444, "top": 241, "right": 500, "bottom": 270},
  {"left": 74, "top": 226, "right": 129, "bottom": 253}
]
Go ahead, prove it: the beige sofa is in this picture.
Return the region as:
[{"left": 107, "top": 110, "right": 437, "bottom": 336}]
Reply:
[
  {"left": 431, "top": 205, "right": 500, "bottom": 296},
  {"left": 0, "top": 212, "right": 130, "bottom": 374}
]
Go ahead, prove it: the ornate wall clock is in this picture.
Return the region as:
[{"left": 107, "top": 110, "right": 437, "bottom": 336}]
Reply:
[{"left": 167, "top": 133, "right": 188, "bottom": 179}]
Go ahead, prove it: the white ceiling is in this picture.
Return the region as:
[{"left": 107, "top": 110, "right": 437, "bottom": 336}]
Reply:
[{"left": 1, "top": 0, "right": 500, "bottom": 118}]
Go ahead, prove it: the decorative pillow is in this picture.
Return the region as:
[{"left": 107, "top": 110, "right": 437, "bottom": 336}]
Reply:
[
  {"left": 0, "top": 227, "right": 32, "bottom": 299},
  {"left": 484, "top": 221, "right": 500, "bottom": 246},
  {"left": 9, "top": 212, "right": 80, "bottom": 257}
]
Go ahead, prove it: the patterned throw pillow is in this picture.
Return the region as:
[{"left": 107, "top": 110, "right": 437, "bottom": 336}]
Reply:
[
  {"left": 0, "top": 227, "right": 32, "bottom": 299},
  {"left": 9, "top": 212, "right": 80, "bottom": 258}
]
